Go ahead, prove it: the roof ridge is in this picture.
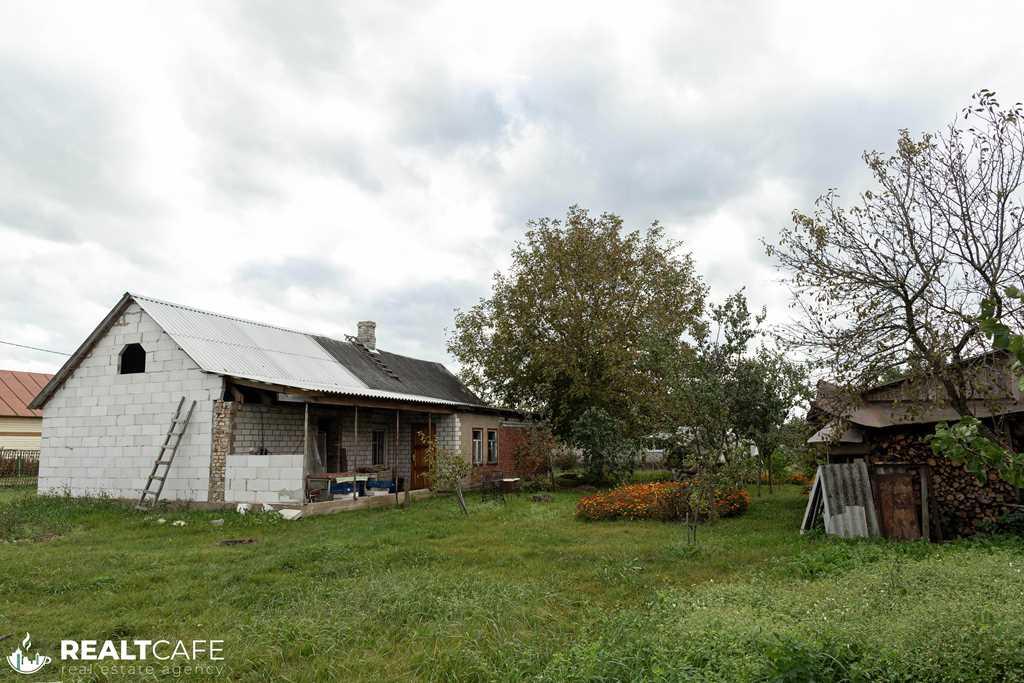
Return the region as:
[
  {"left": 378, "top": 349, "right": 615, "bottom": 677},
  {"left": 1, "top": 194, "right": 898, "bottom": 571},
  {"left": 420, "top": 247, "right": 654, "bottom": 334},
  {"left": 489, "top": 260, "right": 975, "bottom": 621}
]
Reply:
[
  {"left": 130, "top": 292, "right": 334, "bottom": 339},
  {"left": 131, "top": 293, "right": 417, "bottom": 360}
]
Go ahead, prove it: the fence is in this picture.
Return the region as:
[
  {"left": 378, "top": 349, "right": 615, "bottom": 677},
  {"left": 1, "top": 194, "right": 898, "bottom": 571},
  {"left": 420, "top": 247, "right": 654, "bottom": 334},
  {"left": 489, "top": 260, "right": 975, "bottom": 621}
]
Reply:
[{"left": 0, "top": 448, "right": 39, "bottom": 488}]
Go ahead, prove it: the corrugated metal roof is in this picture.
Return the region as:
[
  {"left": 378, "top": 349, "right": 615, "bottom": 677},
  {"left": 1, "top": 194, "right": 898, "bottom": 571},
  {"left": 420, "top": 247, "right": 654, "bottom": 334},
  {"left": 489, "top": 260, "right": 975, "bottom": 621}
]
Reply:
[
  {"left": 0, "top": 370, "right": 52, "bottom": 417},
  {"left": 31, "top": 292, "right": 495, "bottom": 411},
  {"left": 135, "top": 296, "right": 367, "bottom": 391},
  {"left": 313, "top": 335, "right": 484, "bottom": 406},
  {"left": 801, "top": 462, "right": 881, "bottom": 538},
  {"left": 132, "top": 294, "right": 487, "bottom": 408}
]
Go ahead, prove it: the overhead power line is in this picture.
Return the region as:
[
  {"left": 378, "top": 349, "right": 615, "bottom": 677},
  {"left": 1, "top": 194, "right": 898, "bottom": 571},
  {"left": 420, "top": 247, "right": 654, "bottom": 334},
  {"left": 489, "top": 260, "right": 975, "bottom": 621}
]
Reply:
[{"left": 0, "top": 339, "right": 72, "bottom": 356}]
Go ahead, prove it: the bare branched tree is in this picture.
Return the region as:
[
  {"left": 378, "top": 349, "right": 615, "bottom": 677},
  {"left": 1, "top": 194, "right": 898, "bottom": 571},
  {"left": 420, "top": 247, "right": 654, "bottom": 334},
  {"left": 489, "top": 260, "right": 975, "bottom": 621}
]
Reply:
[{"left": 768, "top": 90, "right": 1024, "bottom": 436}]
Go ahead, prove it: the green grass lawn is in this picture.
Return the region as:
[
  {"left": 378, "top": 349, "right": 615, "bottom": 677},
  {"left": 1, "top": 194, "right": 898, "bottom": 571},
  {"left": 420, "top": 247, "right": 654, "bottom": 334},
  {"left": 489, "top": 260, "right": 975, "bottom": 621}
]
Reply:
[{"left": 1, "top": 485, "right": 1023, "bottom": 681}]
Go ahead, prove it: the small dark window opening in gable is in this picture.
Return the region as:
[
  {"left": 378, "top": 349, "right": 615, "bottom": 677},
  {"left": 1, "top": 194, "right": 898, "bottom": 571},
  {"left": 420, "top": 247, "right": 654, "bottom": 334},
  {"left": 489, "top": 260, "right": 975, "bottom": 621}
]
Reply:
[{"left": 119, "top": 343, "right": 146, "bottom": 374}]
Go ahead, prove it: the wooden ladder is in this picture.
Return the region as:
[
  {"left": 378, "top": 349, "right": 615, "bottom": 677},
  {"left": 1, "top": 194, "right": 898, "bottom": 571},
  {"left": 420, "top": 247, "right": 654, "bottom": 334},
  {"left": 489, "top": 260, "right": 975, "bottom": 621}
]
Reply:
[{"left": 136, "top": 397, "right": 196, "bottom": 510}]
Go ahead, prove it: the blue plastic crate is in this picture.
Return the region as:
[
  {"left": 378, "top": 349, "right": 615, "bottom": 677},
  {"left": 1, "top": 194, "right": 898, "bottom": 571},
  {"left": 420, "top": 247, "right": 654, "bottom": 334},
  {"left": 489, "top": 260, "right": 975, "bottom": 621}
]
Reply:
[{"left": 366, "top": 479, "right": 396, "bottom": 493}]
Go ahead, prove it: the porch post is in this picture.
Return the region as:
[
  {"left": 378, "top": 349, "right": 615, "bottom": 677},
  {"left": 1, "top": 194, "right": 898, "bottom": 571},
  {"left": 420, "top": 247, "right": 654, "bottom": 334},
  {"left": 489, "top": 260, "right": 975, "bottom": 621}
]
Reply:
[
  {"left": 303, "top": 402, "right": 309, "bottom": 466},
  {"left": 396, "top": 409, "right": 402, "bottom": 506},
  {"left": 353, "top": 405, "right": 359, "bottom": 501}
]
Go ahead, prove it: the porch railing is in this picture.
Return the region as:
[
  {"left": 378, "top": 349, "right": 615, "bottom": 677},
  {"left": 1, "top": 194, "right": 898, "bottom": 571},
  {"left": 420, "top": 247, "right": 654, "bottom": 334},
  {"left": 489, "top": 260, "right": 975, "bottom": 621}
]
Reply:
[{"left": 0, "top": 448, "right": 40, "bottom": 488}]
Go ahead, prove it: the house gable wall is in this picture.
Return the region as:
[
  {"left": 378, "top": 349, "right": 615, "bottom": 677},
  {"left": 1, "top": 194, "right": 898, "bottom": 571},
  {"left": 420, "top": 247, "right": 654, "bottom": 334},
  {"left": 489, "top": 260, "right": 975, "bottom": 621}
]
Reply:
[
  {"left": 37, "top": 302, "right": 223, "bottom": 501},
  {"left": 0, "top": 415, "right": 43, "bottom": 450}
]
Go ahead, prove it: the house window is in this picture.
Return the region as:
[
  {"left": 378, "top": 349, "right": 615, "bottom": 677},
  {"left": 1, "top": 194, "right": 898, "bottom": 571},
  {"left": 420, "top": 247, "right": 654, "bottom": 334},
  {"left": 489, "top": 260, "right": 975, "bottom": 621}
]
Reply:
[
  {"left": 119, "top": 343, "right": 146, "bottom": 374},
  {"left": 372, "top": 430, "right": 386, "bottom": 466},
  {"left": 487, "top": 429, "right": 498, "bottom": 464},
  {"left": 472, "top": 429, "right": 483, "bottom": 465}
]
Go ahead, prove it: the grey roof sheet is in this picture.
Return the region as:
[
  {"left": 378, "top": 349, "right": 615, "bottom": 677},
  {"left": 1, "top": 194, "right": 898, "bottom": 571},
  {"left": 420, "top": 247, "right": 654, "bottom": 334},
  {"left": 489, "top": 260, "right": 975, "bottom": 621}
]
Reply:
[
  {"left": 801, "top": 462, "right": 880, "bottom": 538},
  {"left": 313, "top": 335, "right": 484, "bottom": 406},
  {"left": 32, "top": 292, "right": 493, "bottom": 410},
  {"left": 131, "top": 294, "right": 487, "bottom": 408}
]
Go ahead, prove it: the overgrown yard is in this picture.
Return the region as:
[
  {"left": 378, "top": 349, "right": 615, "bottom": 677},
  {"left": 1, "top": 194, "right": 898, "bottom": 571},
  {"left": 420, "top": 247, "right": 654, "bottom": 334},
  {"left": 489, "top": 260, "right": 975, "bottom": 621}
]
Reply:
[{"left": 1, "top": 486, "right": 1023, "bottom": 681}]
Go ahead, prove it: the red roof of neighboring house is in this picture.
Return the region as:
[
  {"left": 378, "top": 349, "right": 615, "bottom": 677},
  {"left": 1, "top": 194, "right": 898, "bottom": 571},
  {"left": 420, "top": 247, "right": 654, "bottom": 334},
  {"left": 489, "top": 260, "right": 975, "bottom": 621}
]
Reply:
[{"left": 0, "top": 370, "right": 53, "bottom": 418}]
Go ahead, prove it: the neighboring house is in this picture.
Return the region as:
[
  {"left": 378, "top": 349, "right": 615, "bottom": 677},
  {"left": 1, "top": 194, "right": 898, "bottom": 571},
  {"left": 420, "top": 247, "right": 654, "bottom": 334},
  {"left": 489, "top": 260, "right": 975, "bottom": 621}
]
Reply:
[
  {"left": 0, "top": 369, "right": 53, "bottom": 450},
  {"left": 807, "top": 353, "right": 1023, "bottom": 538},
  {"left": 29, "top": 293, "right": 525, "bottom": 505}
]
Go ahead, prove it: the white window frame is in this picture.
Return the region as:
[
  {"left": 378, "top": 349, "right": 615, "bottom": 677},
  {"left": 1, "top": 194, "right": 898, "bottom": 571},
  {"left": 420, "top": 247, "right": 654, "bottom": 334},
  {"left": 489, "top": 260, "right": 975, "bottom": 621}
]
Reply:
[
  {"left": 486, "top": 429, "right": 498, "bottom": 464},
  {"left": 371, "top": 429, "right": 386, "bottom": 466},
  {"left": 471, "top": 429, "right": 483, "bottom": 465}
]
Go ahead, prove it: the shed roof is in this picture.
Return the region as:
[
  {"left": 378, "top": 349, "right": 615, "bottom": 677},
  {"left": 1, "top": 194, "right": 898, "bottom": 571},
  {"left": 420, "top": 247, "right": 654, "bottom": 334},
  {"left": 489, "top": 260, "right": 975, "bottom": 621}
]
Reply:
[
  {"left": 0, "top": 370, "right": 53, "bottom": 417},
  {"left": 30, "top": 293, "right": 493, "bottom": 411}
]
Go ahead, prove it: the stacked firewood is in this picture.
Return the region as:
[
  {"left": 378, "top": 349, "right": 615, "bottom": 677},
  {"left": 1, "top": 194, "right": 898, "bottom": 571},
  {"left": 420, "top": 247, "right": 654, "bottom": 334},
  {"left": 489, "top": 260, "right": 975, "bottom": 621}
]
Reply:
[{"left": 869, "top": 433, "right": 1019, "bottom": 537}]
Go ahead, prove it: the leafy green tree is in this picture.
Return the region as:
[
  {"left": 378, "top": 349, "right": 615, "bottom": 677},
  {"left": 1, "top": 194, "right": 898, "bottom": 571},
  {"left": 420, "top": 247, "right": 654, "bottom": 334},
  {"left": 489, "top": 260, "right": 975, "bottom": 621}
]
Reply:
[
  {"left": 931, "top": 286, "right": 1024, "bottom": 490},
  {"left": 730, "top": 350, "right": 810, "bottom": 492},
  {"left": 768, "top": 90, "right": 1024, "bottom": 427},
  {"left": 663, "top": 291, "right": 763, "bottom": 535},
  {"left": 664, "top": 291, "right": 762, "bottom": 475},
  {"left": 570, "top": 407, "right": 641, "bottom": 485},
  {"left": 770, "top": 417, "right": 819, "bottom": 477},
  {"left": 420, "top": 432, "right": 471, "bottom": 515},
  {"left": 448, "top": 205, "right": 706, "bottom": 440}
]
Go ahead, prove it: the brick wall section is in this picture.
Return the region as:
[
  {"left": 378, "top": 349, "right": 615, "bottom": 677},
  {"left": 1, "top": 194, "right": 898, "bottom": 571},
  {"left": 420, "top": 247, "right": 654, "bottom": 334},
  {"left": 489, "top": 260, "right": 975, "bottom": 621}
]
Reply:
[
  {"left": 468, "top": 423, "right": 534, "bottom": 483},
  {"left": 327, "top": 406, "right": 413, "bottom": 479},
  {"left": 208, "top": 400, "right": 237, "bottom": 502},
  {"left": 233, "top": 403, "right": 306, "bottom": 454},
  {"left": 38, "top": 302, "right": 223, "bottom": 501},
  {"left": 230, "top": 403, "right": 418, "bottom": 482}
]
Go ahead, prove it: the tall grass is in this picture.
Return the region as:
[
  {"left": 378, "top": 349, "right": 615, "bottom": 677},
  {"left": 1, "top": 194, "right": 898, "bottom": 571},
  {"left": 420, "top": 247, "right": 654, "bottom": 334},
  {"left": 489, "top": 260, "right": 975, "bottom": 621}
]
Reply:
[{"left": 0, "top": 487, "right": 1021, "bottom": 680}]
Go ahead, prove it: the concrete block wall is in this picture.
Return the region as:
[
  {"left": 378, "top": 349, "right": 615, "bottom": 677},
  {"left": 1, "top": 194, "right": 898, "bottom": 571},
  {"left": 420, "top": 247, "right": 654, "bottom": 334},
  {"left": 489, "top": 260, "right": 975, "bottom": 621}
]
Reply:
[
  {"left": 230, "top": 403, "right": 425, "bottom": 491},
  {"left": 37, "top": 302, "right": 223, "bottom": 501},
  {"left": 224, "top": 453, "right": 304, "bottom": 504},
  {"left": 435, "top": 413, "right": 461, "bottom": 454}
]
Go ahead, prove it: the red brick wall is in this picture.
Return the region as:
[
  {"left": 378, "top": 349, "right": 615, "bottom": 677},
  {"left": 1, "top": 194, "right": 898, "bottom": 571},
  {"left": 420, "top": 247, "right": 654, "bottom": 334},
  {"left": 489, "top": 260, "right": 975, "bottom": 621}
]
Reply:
[{"left": 469, "top": 424, "right": 531, "bottom": 483}]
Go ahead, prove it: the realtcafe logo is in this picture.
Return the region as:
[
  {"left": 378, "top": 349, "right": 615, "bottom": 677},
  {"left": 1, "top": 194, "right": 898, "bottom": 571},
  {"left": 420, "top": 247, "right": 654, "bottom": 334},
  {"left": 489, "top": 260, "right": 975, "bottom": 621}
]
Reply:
[
  {"left": 7, "top": 632, "right": 226, "bottom": 678},
  {"left": 6, "top": 634, "right": 51, "bottom": 675}
]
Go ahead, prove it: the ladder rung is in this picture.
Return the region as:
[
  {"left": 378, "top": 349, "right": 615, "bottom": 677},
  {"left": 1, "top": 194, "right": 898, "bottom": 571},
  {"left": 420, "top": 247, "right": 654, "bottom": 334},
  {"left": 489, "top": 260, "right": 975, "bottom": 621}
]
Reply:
[{"left": 136, "top": 397, "right": 195, "bottom": 511}]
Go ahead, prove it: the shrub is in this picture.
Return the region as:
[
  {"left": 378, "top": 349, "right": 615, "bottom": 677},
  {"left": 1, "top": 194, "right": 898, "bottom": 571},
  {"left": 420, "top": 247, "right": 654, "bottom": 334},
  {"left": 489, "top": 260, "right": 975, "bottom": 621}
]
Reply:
[
  {"left": 576, "top": 481, "right": 750, "bottom": 521},
  {"left": 570, "top": 407, "right": 641, "bottom": 485},
  {"left": 787, "top": 472, "right": 812, "bottom": 486},
  {"left": 555, "top": 472, "right": 584, "bottom": 488},
  {"left": 629, "top": 469, "right": 674, "bottom": 484},
  {"left": 507, "top": 423, "right": 560, "bottom": 477},
  {"left": 553, "top": 447, "right": 579, "bottom": 471}
]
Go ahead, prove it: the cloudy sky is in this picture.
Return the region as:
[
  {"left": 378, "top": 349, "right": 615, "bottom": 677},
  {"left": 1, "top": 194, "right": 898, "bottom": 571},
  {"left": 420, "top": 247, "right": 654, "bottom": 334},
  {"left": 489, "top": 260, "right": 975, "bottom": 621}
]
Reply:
[{"left": 2, "top": 1, "right": 1023, "bottom": 374}]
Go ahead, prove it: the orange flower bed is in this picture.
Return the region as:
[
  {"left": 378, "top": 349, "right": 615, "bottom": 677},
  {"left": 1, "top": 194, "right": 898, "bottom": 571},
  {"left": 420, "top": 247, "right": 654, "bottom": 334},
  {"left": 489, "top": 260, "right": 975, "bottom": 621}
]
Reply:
[
  {"left": 576, "top": 481, "right": 750, "bottom": 521},
  {"left": 787, "top": 472, "right": 812, "bottom": 486}
]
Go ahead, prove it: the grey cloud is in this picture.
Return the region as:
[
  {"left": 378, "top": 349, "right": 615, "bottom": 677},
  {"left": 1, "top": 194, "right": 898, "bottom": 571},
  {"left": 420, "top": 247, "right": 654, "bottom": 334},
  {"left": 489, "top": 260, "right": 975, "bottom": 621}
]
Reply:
[
  {"left": 181, "top": 66, "right": 385, "bottom": 202},
  {"left": 393, "top": 74, "right": 510, "bottom": 152},
  {"left": 235, "top": 257, "right": 351, "bottom": 294},
  {"left": 223, "top": 0, "right": 352, "bottom": 79},
  {"left": 0, "top": 59, "right": 147, "bottom": 241},
  {"left": 231, "top": 256, "right": 484, "bottom": 362}
]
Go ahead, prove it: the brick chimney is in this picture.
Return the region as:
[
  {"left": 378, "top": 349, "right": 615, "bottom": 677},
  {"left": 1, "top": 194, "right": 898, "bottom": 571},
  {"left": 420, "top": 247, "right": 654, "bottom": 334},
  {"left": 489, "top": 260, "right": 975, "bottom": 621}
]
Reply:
[{"left": 357, "top": 320, "right": 376, "bottom": 350}]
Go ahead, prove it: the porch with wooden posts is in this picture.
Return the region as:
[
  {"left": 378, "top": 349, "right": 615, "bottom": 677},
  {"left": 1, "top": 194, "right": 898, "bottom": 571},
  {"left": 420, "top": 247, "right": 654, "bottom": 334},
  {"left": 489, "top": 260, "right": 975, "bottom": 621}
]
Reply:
[{"left": 223, "top": 379, "right": 458, "bottom": 515}]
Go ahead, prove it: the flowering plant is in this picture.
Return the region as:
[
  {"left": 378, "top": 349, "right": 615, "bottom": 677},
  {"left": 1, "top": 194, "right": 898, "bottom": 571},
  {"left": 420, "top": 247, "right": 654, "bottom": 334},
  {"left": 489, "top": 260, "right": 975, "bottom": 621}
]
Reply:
[{"left": 576, "top": 481, "right": 749, "bottom": 521}]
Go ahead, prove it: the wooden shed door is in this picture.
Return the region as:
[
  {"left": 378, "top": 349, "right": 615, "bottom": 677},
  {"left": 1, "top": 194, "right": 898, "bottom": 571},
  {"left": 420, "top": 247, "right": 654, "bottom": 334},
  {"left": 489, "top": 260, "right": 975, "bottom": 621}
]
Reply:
[{"left": 877, "top": 473, "right": 921, "bottom": 540}]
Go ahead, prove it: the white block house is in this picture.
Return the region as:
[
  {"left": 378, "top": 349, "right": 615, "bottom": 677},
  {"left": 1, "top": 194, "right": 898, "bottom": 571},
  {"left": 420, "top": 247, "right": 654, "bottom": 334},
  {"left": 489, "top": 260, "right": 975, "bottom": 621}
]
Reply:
[{"left": 30, "top": 293, "right": 524, "bottom": 505}]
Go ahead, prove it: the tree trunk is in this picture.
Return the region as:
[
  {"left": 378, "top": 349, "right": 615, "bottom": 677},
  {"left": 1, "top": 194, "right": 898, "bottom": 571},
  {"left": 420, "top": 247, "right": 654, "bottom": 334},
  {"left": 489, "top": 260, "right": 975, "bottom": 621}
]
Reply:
[{"left": 455, "top": 484, "right": 468, "bottom": 515}]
